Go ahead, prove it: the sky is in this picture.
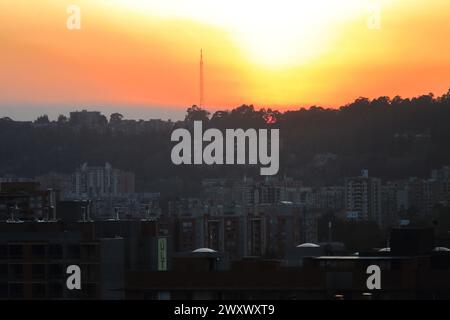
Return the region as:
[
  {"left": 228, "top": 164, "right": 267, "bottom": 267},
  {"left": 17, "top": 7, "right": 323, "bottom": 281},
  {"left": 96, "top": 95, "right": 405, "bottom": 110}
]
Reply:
[{"left": 0, "top": 0, "right": 449, "bottom": 120}]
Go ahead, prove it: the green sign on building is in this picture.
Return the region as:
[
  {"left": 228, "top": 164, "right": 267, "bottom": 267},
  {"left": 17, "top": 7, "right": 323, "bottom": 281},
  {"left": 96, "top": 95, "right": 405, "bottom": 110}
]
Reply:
[{"left": 157, "top": 237, "right": 167, "bottom": 271}]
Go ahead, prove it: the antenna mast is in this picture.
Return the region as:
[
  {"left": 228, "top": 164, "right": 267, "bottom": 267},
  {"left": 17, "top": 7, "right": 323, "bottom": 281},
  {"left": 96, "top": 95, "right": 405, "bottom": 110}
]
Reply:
[{"left": 200, "top": 49, "right": 204, "bottom": 108}]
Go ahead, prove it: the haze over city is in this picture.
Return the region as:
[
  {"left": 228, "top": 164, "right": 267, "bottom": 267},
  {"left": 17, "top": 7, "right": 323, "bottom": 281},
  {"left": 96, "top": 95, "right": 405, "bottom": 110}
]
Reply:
[{"left": 1, "top": 0, "right": 450, "bottom": 305}]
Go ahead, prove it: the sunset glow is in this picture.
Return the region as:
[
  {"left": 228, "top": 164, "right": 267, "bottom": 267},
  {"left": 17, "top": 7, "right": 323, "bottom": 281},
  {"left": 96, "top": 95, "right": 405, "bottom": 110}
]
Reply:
[
  {"left": 0, "top": 0, "right": 449, "bottom": 118},
  {"left": 110, "top": 0, "right": 371, "bottom": 67}
]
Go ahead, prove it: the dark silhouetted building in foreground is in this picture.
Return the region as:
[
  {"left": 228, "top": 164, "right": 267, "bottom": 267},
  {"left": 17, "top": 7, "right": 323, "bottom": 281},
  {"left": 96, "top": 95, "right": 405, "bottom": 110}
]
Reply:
[
  {"left": 0, "top": 219, "right": 167, "bottom": 300},
  {"left": 0, "top": 182, "right": 56, "bottom": 222},
  {"left": 1, "top": 183, "right": 450, "bottom": 300},
  {"left": 125, "top": 227, "right": 450, "bottom": 300}
]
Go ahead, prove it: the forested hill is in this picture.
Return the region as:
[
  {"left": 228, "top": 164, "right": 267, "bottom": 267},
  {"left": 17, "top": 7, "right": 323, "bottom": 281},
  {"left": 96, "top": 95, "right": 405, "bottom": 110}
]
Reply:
[{"left": 0, "top": 91, "right": 449, "bottom": 191}]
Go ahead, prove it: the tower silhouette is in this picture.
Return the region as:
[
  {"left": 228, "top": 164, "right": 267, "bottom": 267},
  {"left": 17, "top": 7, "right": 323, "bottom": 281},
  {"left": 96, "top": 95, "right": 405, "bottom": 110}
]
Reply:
[{"left": 200, "top": 49, "right": 204, "bottom": 108}]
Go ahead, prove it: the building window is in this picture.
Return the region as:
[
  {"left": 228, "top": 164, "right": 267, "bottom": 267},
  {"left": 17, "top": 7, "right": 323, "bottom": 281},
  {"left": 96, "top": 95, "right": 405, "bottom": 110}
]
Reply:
[
  {"left": 49, "top": 244, "right": 63, "bottom": 259},
  {"left": 83, "top": 264, "right": 99, "bottom": 282},
  {"left": 0, "top": 283, "right": 7, "bottom": 299},
  {"left": 9, "top": 283, "right": 24, "bottom": 299},
  {"left": 0, "top": 264, "right": 7, "bottom": 280},
  {"left": 0, "top": 245, "right": 7, "bottom": 259},
  {"left": 81, "top": 244, "right": 98, "bottom": 261},
  {"left": 31, "top": 245, "right": 46, "bottom": 259},
  {"left": 48, "top": 282, "right": 63, "bottom": 298},
  {"left": 8, "top": 244, "right": 23, "bottom": 259},
  {"left": 10, "top": 264, "right": 24, "bottom": 280},
  {"left": 67, "top": 245, "right": 81, "bottom": 260},
  {"left": 49, "top": 264, "right": 64, "bottom": 279},
  {"left": 32, "top": 264, "right": 46, "bottom": 280},
  {"left": 85, "top": 283, "right": 97, "bottom": 298},
  {"left": 32, "top": 283, "right": 46, "bottom": 299}
]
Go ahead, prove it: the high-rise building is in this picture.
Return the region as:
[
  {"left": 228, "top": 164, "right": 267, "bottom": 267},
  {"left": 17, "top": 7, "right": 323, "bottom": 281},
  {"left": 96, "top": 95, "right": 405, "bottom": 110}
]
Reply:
[
  {"left": 71, "top": 163, "right": 135, "bottom": 198},
  {"left": 381, "top": 180, "right": 409, "bottom": 227},
  {"left": 345, "top": 170, "right": 382, "bottom": 224}
]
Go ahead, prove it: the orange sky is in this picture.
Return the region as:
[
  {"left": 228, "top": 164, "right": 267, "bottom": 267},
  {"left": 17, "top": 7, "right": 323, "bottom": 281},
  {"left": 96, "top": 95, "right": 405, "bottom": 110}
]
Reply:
[{"left": 0, "top": 0, "right": 449, "bottom": 119}]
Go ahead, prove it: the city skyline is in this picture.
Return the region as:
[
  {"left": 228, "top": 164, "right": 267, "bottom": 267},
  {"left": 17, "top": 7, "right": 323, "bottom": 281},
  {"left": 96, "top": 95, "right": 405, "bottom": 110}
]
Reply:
[{"left": 2, "top": 0, "right": 450, "bottom": 304}]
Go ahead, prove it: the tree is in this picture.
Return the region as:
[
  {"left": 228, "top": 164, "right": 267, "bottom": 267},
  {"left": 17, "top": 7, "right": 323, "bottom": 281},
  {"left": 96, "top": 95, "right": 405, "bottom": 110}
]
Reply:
[
  {"left": 57, "top": 114, "right": 68, "bottom": 124},
  {"left": 263, "top": 108, "right": 281, "bottom": 124},
  {"left": 110, "top": 113, "right": 124, "bottom": 124},
  {"left": 210, "top": 111, "right": 229, "bottom": 122},
  {"left": 35, "top": 115, "right": 50, "bottom": 124}
]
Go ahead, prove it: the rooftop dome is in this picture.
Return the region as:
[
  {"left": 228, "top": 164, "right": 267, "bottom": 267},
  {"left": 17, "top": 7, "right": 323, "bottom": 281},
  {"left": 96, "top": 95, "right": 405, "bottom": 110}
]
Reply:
[
  {"left": 297, "top": 243, "right": 320, "bottom": 248},
  {"left": 433, "top": 247, "right": 450, "bottom": 252},
  {"left": 192, "top": 248, "right": 217, "bottom": 254}
]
